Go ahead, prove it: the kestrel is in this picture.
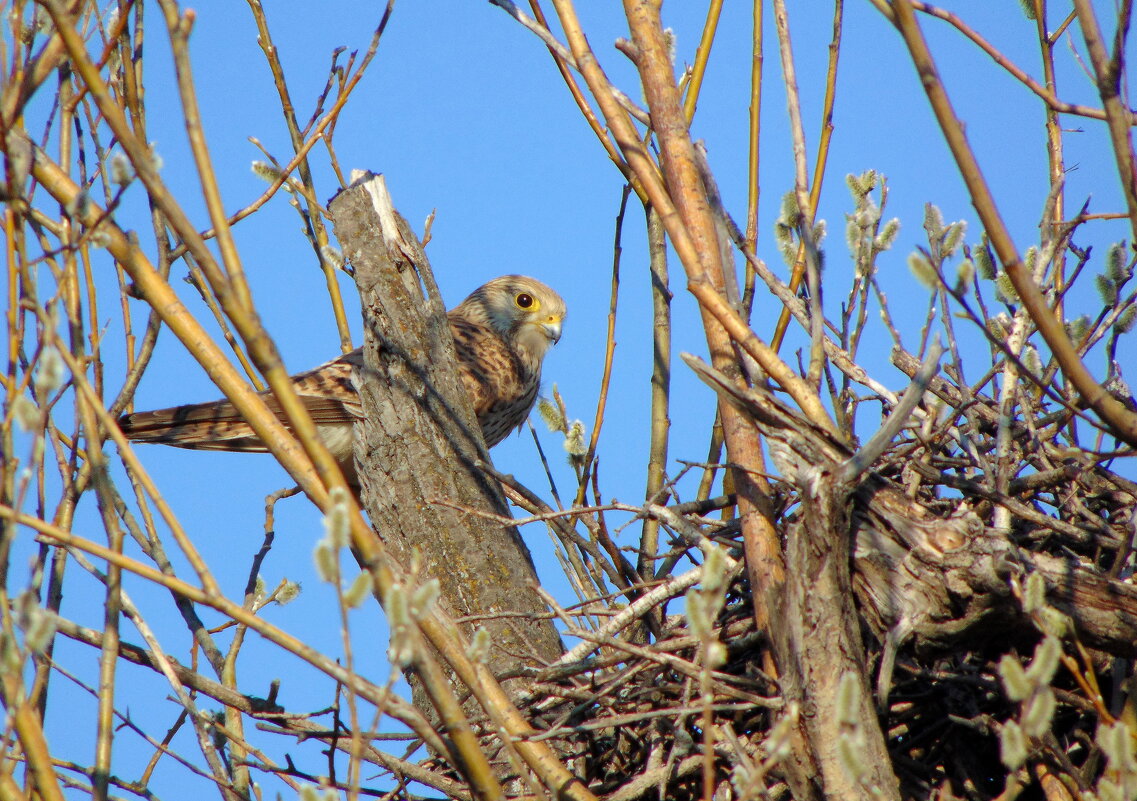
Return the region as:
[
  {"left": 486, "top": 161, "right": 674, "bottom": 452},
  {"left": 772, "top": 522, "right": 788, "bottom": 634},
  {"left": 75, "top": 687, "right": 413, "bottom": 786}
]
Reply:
[{"left": 118, "top": 275, "right": 566, "bottom": 484}]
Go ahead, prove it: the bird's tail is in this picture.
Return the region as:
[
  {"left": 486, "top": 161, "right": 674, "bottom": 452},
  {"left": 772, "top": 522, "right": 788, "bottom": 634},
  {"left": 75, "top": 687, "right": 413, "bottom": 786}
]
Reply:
[{"left": 118, "top": 401, "right": 267, "bottom": 452}]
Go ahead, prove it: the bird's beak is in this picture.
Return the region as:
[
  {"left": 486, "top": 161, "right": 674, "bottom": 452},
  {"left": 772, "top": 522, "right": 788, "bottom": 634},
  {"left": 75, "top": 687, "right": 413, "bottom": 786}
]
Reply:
[{"left": 543, "top": 317, "right": 563, "bottom": 344}]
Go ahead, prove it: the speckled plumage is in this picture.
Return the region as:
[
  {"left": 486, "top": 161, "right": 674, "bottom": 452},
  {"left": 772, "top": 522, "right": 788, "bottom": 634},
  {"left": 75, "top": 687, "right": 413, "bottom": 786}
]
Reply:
[{"left": 118, "top": 276, "right": 565, "bottom": 481}]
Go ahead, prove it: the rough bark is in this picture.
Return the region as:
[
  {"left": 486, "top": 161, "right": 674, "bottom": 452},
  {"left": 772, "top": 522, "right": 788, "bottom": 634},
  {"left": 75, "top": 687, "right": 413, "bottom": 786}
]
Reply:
[
  {"left": 776, "top": 477, "right": 902, "bottom": 800},
  {"left": 328, "top": 173, "right": 564, "bottom": 716},
  {"left": 852, "top": 476, "right": 1137, "bottom": 660}
]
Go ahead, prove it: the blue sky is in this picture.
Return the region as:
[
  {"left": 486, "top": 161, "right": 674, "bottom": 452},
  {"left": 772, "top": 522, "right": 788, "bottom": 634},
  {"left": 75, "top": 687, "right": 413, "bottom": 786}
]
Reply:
[{"left": 11, "top": 2, "right": 1136, "bottom": 797}]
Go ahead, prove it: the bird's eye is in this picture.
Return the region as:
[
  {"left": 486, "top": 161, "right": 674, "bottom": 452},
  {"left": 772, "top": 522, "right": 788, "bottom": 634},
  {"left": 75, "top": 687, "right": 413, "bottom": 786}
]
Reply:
[{"left": 515, "top": 293, "right": 535, "bottom": 309}]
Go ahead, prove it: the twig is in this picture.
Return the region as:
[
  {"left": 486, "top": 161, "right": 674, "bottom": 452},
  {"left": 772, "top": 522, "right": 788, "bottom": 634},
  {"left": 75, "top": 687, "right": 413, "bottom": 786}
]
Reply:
[{"left": 837, "top": 337, "right": 944, "bottom": 483}]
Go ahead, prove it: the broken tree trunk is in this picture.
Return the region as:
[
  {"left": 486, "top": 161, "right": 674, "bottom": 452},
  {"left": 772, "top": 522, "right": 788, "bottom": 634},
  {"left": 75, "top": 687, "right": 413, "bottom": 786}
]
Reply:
[
  {"left": 684, "top": 352, "right": 905, "bottom": 801},
  {"left": 328, "top": 173, "right": 564, "bottom": 722}
]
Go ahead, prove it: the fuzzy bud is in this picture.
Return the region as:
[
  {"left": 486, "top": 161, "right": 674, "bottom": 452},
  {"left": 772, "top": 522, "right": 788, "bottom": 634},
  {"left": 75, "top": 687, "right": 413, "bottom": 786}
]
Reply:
[
  {"left": 1099, "top": 720, "right": 1137, "bottom": 774},
  {"left": 467, "top": 627, "right": 492, "bottom": 663},
  {"left": 705, "top": 641, "right": 727, "bottom": 669},
  {"left": 34, "top": 347, "right": 65, "bottom": 395},
  {"left": 836, "top": 671, "right": 862, "bottom": 726},
  {"left": 907, "top": 252, "right": 938, "bottom": 290},
  {"left": 343, "top": 571, "right": 374, "bottom": 609},
  {"left": 766, "top": 705, "right": 796, "bottom": 762},
  {"left": 388, "top": 631, "right": 415, "bottom": 669},
  {"left": 147, "top": 145, "right": 164, "bottom": 173},
  {"left": 1098, "top": 778, "right": 1125, "bottom": 801},
  {"left": 941, "top": 221, "right": 966, "bottom": 258},
  {"left": 1097, "top": 274, "right": 1119, "bottom": 305},
  {"left": 1024, "top": 636, "right": 1061, "bottom": 687},
  {"left": 1116, "top": 307, "right": 1137, "bottom": 335},
  {"left": 874, "top": 218, "right": 900, "bottom": 251},
  {"left": 65, "top": 190, "right": 92, "bottom": 221},
  {"left": 999, "top": 720, "right": 1027, "bottom": 769},
  {"left": 384, "top": 583, "right": 410, "bottom": 628},
  {"left": 1106, "top": 242, "right": 1125, "bottom": 280},
  {"left": 999, "top": 654, "right": 1029, "bottom": 702},
  {"left": 276, "top": 580, "right": 301, "bottom": 605},
  {"left": 410, "top": 578, "right": 440, "bottom": 619},
  {"left": 685, "top": 590, "right": 710, "bottom": 639},
  {"left": 995, "top": 273, "right": 1019, "bottom": 303},
  {"left": 975, "top": 240, "right": 995, "bottom": 279},
  {"left": 319, "top": 246, "right": 344, "bottom": 271},
  {"left": 19, "top": 604, "right": 56, "bottom": 654},
  {"left": 88, "top": 227, "right": 112, "bottom": 248},
  {"left": 1021, "top": 686, "right": 1056, "bottom": 737},
  {"left": 701, "top": 546, "right": 727, "bottom": 595},
  {"left": 251, "top": 160, "right": 283, "bottom": 183},
  {"left": 563, "top": 420, "right": 587, "bottom": 457},
  {"left": 313, "top": 542, "right": 338, "bottom": 583},
  {"left": 923, "top": 203, "right": 945, "bottom": 238},
  {"left": 1037, "top": 607, "right": 1070, "bottom": 639},
  {"left": 11, "top": 396, "right": 38, "bottom": 430},
  {"left": 537, "top": 397, "right": 563, "bottom": 432},
  {"left": 322, "top": 487, "right": 351, "bottom": 549},
  {"left": 110, "top": 152, "right": 134, "bottom": 185},
  {"left": 955, "top": 259, "right": 974, "bottom": 290},
  {"left": 836, "top": 729, "right": 868, "bottom": 783}
]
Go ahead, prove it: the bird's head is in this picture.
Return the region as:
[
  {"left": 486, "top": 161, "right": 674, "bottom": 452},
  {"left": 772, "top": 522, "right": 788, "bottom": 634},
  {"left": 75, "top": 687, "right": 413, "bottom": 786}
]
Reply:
[{"left": 455, "top": 275, "right": 566, "bottom": 362}]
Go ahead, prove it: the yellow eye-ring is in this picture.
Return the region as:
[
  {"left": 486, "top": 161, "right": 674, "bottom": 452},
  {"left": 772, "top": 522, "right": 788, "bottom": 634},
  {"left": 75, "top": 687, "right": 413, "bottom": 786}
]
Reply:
[{"left": 515, "top": 292, "right": 536, "bottom": 310}]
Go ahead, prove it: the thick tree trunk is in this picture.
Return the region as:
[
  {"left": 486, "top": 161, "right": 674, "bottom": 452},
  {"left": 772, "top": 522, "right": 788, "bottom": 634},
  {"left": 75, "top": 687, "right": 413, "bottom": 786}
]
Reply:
[
  {"left": 771, "top": 474, "right": 902, "bottom": 801},
  {"left": 328, "top": 173, "right": 564, "bottom": 719}
]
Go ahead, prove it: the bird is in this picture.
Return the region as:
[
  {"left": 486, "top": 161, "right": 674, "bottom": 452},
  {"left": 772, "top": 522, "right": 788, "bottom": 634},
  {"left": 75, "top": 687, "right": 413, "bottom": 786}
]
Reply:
[{"left": 117, "top": 275, "right": 566, "bottom": 485}]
